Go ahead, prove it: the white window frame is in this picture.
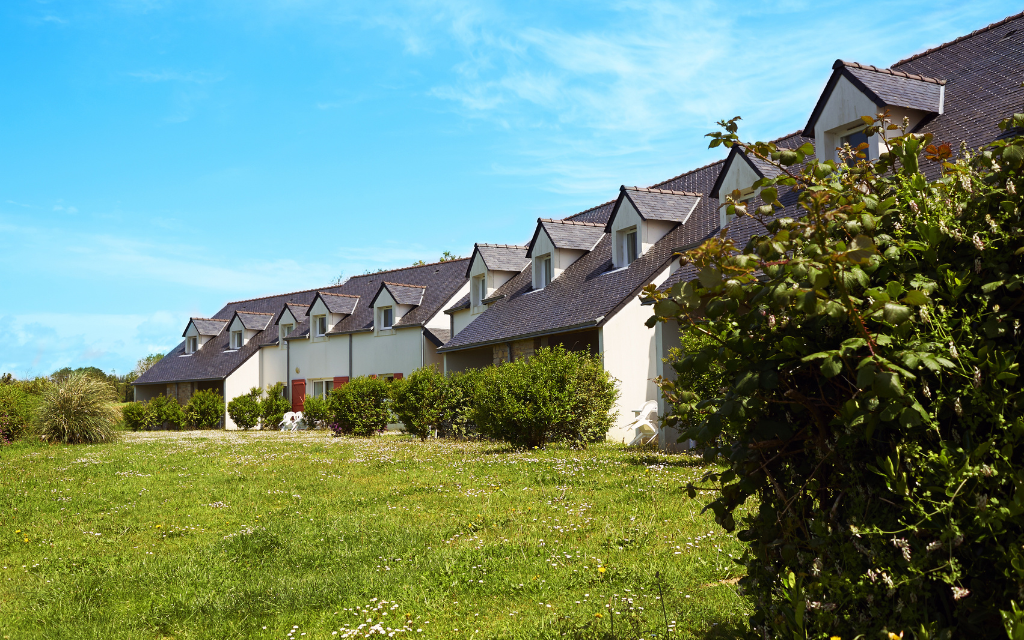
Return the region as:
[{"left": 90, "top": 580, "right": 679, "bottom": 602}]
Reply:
[
  {"left": 475, "top": 275, "right": 487, "bottom": 307},
  {"left": 623, "top": 227, "right": 638, "bottom": 265},
  {"left": 231, "top": 331, "right": 243, "bottom": 349},
  {"left": 186, "top": 336, "right": 198, "bottom": 354},
  {"left": 312, "top": 379, "right": 334, "bottom": 399},
  {"left": 536, "top": 254, "right": 552, "bottom": 289},
  {"left": 381, "top": 307, "right": 394, "bottom": 330},
  {"left": 314, "top": 315, "right": 327, "bottom": 337},
  {"left": 838, "top": 124, "right": 872, "bottom": 164}
]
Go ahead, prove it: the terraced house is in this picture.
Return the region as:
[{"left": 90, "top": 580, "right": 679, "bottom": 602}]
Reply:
[{"left": 135, "top": 11, "right": 1024, "bottom": 442}]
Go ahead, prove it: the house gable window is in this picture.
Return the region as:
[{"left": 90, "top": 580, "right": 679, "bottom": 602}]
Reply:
[
  {"left": 231, "top": 331, "right": 243, "bottom": 350},
  {"left": 312, "top": 379, "right": 334, "bottom": 398},
  {"left": 617, "top": 227, "right": 638, "bottom": 266},
  {"left": 280, "top": 323, "right": 293, "bottom": 345},
  {"left": 186, "top": 336, "right": 198, "bottom": 354},
  {"left": 476, "top": 275, "right": 487, "bottom": 306},
  {"left": 840, "top": 127, "right": 871, "bottom": 165},
  {"left": 314, "top": 315, "right": 327, "bottom": 337},
  {"left": 536, "top": 255, "right": 552, "bottom": 289},
  {"left": 381, "top": 307, "right": 394, "bottom": 330}
]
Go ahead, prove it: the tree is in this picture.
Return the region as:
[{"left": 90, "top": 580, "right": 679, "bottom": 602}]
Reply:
[
  {"left": 644, "top": 112, "right": 1024, "bottom": 638},
  {"left": 438, "top": 251, "right": 459, "bottom": 262},
  {"left": 134, "top": 353, "right": 164, "bottom": 377}
]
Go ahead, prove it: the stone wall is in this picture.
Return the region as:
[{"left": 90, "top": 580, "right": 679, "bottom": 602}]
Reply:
[
  {"left": 492, "top": 338, "right": 545, "bottom": 365},
  {"left": 164, "top": 382, "right": 195, "bottom": 405}
]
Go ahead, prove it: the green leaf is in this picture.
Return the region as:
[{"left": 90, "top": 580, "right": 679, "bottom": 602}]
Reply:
[
  {"left": 654, "top": 299, "right": 680, "bottom": 318},
  {"left": 698, "top": 266, "right": 723, "bottom": 289},
  {"left": 1003, "top": 144, "right": 1024, "bottom": 167},
  {"left": 760, "top": 186, "right": 778, "bottom": 203},
  {"left": 883, "top": 303, "right": 912, "bottom": 324},
  {"left": 734, "top": 371, "right": 759, "bottom": 394},
  {"left": 874, "top": 372, "right": 905, "bottom": 398},
  {"left": 821, "top": 356, "right": 842, "bottom": 378},
  {"left": 902, "top": 290, "right": 928, "bottom": 306}
]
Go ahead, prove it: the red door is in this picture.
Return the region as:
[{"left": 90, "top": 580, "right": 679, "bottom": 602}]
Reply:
[{"left": 291, "top": 379, "right": 305, "bottom": 412}]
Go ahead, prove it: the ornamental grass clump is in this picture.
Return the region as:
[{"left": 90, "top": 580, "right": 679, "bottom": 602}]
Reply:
[
  {"left": 36, "top": 372, "right": 119, "bottom": 444},
  {"left": 644, "top": 112, "right": 1024, "bottom": 638},
  {"left": 472, "top": 346, "right": 618, "bottom": 448}
]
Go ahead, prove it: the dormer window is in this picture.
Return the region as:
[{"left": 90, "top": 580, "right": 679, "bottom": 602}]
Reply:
[
  {"left": 476, "top": 276, "right": 487, "bottom": 305},
  {"left": 538, "top": 255, "right": 552, "bottom": 288},
  {"left": 186, "top": 336, "right": 198, "bottom": 354},
  {"left": 280, "top": 323, "right": 293, "bottom": 344},
  {"left": 314, "top": 315, "right": 327, "bottom": 337},
  {"left": 618, "top": 227, "right": 638, "bottom": 265},
  {"left": 840, "top": 127, "right": 870, "bottom": 165},
  {"left": 381, "top": 307, "right": 394, "bottom": 330},
  {"left": 231, "top": 331, "right": 243, "bottom": 349}
]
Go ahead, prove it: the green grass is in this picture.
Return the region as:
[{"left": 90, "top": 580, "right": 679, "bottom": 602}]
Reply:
[{"left": 0, "top": 432, "right": 751, "bottom": 639}]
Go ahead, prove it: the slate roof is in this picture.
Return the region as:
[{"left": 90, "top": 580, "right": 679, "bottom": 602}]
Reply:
[
  {"left": 314, "top": 291, "right": 359, "bottom": 315},
  {"left": 184, "top": 318, "right": 228, "bottom": 337},
  {"left": 467, "top": 244, "right": 530, "bottom": 276},
  {"left": 234, "top": 311, "right": 275, "bottom": 331},
  {"left": 440, "top": 210, "right": 719, "bottom": 352},
  {"left": 136, "top": 258, "right": 469, "bottom": 384},
  {"left": 423, "top": 327, "right": 451, "bottom": 347},
  {"left": 606, "top": 186, "right": 702, "bottom": 231},
  {"left": 526, "top": 219, "right": 607, "bottom": 257},
  {"left": 444, "top": 292, "right": 471, "bottom": 314},
  {"left": 274, "top": 302, "right": 309, "bottom": 326},
  {"left": 370, "top": 282, "right": 427, "bottom": 307}
]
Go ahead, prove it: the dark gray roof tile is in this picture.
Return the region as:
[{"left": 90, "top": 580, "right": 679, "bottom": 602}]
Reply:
[
  {"left": 184, "top": 318, "right": 229, "bottom": 337},
  {"left": 468, "top": 244, "right": 530, "bottom": 276}
]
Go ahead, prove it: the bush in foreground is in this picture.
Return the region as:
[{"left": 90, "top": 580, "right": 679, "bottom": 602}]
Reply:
[
  {"left": 121, "top": 401, "right": 155, "bottom": 432},
  {"left": 184, "top": 389, "right": 223, "bottom": 429},
  {"left": 36, "top": 373, "right": 119, "bottom": 444},
  {"left": 328, "top": 376, "right": 393, "bottom": 436},
  {"left": 300, "top": 394, "right": 330, "bottom": 429},
  {"left": 472, "top": 346, "right": 618, "bottom": 448},
  {"left": 260, "top": 383, "right": 290, "bottom": 430},
  {"left": 0, "top": 384, "right": 35, "bottom": 442},
  {"left": 645, "top": 113, "right": 1024, "bottom": 637},
  {"left": 227, "top": 388, "right": 262, "bottom": 430},
  {"left": 148, "top": 394, "right": 185, "bottom": 430},
  {"left": 392, "top": 366, "right": 476, "bottom": 440}
]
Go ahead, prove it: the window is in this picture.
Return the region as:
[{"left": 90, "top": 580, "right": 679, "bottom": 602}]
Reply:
[
  {"left": 624, "top": 229, "right": 638, "bottom": 264},
  {"left": 312, "top": 380, "right": 334, "bottom": 398},
  {"left": 282, "top": 324, "right": 293, "bottom": 337},
  {"left": 186, "top": 336, "right": 198, "bottom": 354},
  {"left": 841, "top": 128, "right": 870, "bottom": 166},
  {"left": 315, "top": 315, "right": 327, "bottom": 337},
  {"left": 231, "top": 331, "right": 243, "bottom": 349},
  {"left": 476, "top": 276, "right": 487, "bottom": 306},
  {"left": 381, "top": 307, "right": 394, "bottom": 330},
  {"left": 538, "top": 256, "right": 552, "bottom": 288}
]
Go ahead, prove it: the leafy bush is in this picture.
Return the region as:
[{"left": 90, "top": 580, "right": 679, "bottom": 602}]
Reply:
[
  {"left": 392, "top": 366, "right": 477, "bottom": 440},
  {"left": 644, "top": 113, "right": 1024, "bottom": 638},
  {"left": 327, "top": 376, "right": 394, "bottom": 436},
  {"left": 472, "top": 346, "right": 618, "bottom": 448},
  {"left": 0, "top": 385, "right": 34, "bottom": 442},
  {"left": 121, "top": 401, "right": 155, "bottom": 432},
  {"left": 301, "top": 394, "right": 330, "bottom": 430},
  {"left": 184, "top": 389, "right": 223, "bottom": 429},
  {"left": 227, "top": 388, "right": 262, "bottom": 430},
  {"left": 36, "top": 373, "right": 119, "bottom": 444},
  {"left": 259, "top": 383, "right": 291, "bottom": 430},
  {"left": 148, "top": 394, "right": 185, "bottom": 430}
]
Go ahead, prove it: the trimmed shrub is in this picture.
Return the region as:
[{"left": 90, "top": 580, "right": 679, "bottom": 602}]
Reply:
[
  {"left": 36, "top": 372, "right": 119, "bottom": 444},
  {"left": 184, "top": 389, "right": 224, "bottom": 429},
  {"left": 328, "top": 376, "right": 393, "bottom": 436},
  {"left": 472, "top": 346, "right": 618, "bottom": 448},
  {"left": 149, "top": 394, "right": 185, "bottom": 430},
  {"left": 645, "top": 113, "right": 1024, "bottom": 638},
  {"left": 392, "top": 366, "right": 476, "bottom": 440},
  {"left": 227, "top": 388, "right": 262, "bottom": 430},
  {"left": 259, "top": 383, "right": 291, "bottom": 430},
  {"left": 121, "top": 401, "right": 155, "bottom": 432},
  {"left": 300, "top": 394, "right": 330, "bottom": 430},
  {"left": 0, "top": 385, "right": 34, "bottom": 442}
]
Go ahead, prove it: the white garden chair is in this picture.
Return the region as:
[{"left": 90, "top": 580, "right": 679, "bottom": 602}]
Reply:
[{"left": 606, "top": 400, "right": 660, "bottom": 446}]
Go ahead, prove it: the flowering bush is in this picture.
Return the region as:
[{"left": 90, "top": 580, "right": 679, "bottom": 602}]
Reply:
[
  {"left": 472, "top": 346, "right": 618, "bottom": 448},
  {"left": 644, "top": 113, "right": 1024, "bottom": 638},
  {"left": 327, "top": 376, "right": 394, "bottom": 436}
]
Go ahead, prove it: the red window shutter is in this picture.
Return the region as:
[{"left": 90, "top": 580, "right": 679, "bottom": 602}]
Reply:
[
  {"left": 393, "top": 373, "right": 403, "bottom": 380},
  {"left": 291, "top": 379, "right": 305, "bottom": 412},
  {"left": 370, "top": 374, "right": 377, "bottom": 379},
  {"left": 334, "top": 376, "right": 349, "bottom": 386}
]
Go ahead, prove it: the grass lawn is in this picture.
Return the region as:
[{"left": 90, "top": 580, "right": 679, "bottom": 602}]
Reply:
[{"left": 0, "top": 432, "right": 750, "bottom": 639}]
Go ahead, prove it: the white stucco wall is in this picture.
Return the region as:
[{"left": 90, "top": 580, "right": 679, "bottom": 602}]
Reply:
[
  {"left": 430, "top": 280, "right": 470, "bottom": 330},
  {"left": 351, "top": 327, "right": 424, "bottom": 377},
  {"left": 599, "top": 264, "right": 672, "bottom": 435},
  {"left": 288, "top": 334, "right": 351, "bottom": 383},
  {"left": 715, "top": 156, "right": 762, "bottom": 229},
  {"left": 223, "top": 351, "right": 261, "bottom": 430},
  {"left": 260, "top": 344, "right": 288, "bottom": 394},
  {"left": 450, "top": 307, "right": 474, "bottom": 337}
]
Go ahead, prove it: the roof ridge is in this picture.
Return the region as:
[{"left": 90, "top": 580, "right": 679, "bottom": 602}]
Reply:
[
  {"left": 538, "top": 218, "right": 606, "bottom": 227},
  {"left": 287, "top": 302, "right": 309, "bottom": 306},
  {"left": 892, "top": 10, "right": 1024, "bottom": 67},
  {"left": 236, "top": 310, "right": 275, "bottom": 315},
  {"left": 191, "top": 317, "right": 229, "bottom": 322},
  {"left": 622, "top": 185, "right": 702, "bottom": 197},
  {"left": 382, "top": 281, "right": 426, "bottom": 288},
  {"left": 475, "top": 243, "right": 528, "bottom": 249},
  {"left": 564, "top": 198, "right": 617, "bottom": 221},
  {"left": 648, "top": 158, "right": 727, "bottom": 190},
  {"left": 319, "top": 291, "right": 359, "bottom": 298},
  {"left": 838, "top": 59, "right": 946, "bottom": 85}
]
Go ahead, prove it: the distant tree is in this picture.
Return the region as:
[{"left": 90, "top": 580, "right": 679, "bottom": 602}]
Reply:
[
  {"left": 133, "top": 353, "right": 164, "bottom": 377},
  {"left": 329, "top": 271, "right": 346, "bottom": 286},
  {"left": 411, "top": 260, "right": 427, "bottom": 266},
  {"left": 439, "top": 251, "right": 459, "bottom": 262}
]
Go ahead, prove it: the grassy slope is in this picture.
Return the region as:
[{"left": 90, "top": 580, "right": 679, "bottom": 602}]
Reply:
[{"left": 0, "top": 432, "right": 750, "bottom": 639}]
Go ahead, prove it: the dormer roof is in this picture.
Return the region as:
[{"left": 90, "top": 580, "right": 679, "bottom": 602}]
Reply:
[
  {"left": 803, "top": 59, "right": 946, "bottom": 137},
  {"left": 310, "top": 291, "right": 360, "bottom": 315},
  {"left": 526, "top": 219, "right": 606, "bottom": 257},
  {"left": 369, "top": 281, "right": 427, "bottom": 308},
  {"left": 604, "top": 186, "right": 702, "bottom": 232},
  {"left": 272, "top": 302, "right": 309, "bottom": 327},
  {"left": 466, "top": 244, "right": 530, "bottom": 277},
  {"left": 183, "top": 318, "right": 228, "bottom": 337},
  {"left": 232, "top": 310, "right": 275, "bottom": 331}
]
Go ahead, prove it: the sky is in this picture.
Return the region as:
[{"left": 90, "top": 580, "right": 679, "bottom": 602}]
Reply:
[{"left": 0, "top": 0, "right": 1018, "bottom": 378}]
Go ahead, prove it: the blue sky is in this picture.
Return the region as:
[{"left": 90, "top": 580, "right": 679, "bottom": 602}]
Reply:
[{"left": 0, "top": 0, "right": 1017, "bottom": 378}]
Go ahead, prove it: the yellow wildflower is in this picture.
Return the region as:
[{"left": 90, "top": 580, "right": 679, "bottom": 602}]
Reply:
[
  {"left": 598, "top": 567, "right": 606, "bottom": 574},
  {"left": 595, "top": 613, "right": 603, "bottom": 618},
  {"left": 155, "top": 525, "right": 161, "bottom": 528}
]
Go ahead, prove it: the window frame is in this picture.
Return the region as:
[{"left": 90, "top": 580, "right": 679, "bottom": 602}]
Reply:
[
  {"left": 314, "top": 315, "right": 327, "bottom": 337},
  {"left": 186, "top": 336, "right": 198, "bottom": 354},
  {"left": 624, "top": 228, "right": 638, "bottom": 265},
  {"left": 231, "top": 331, "right": 243, "bottom": 349},
  {"left": 381, "top": 307, "right": 394, "bottom": 330},
  {"left": 312, "top": 379, "right": 334, "bottom": 399},
  {"left": 839, "top": 125, "right": 871, "bottom": 165},
  {"left": 536, "top": 254, "right": 552, "bottom": 288},
  {"left": 475, "top": 275, "right": 487, "bottom": 306}
]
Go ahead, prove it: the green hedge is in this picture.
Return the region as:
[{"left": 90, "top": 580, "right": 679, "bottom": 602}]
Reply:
[
  {"left": 472, "top": 346, "right": 618, "bottom": 448},
  {"left": 0, "top": 385, "right": 35, "bottom": 443},
  {"left": 227, "top": 388, "right": 262, "bottom": 430},
  {"left": 391, "top": 366, "right": 477, "bottom": 440},
  {"left": 260, "top": 383, "right": 290, "bottom": 430},
  {"left": 184, "top": 389, "right": 223, "bottom": 429},
  {"left": 327, "top": 376, "right": 393, "bottom": 436}
]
